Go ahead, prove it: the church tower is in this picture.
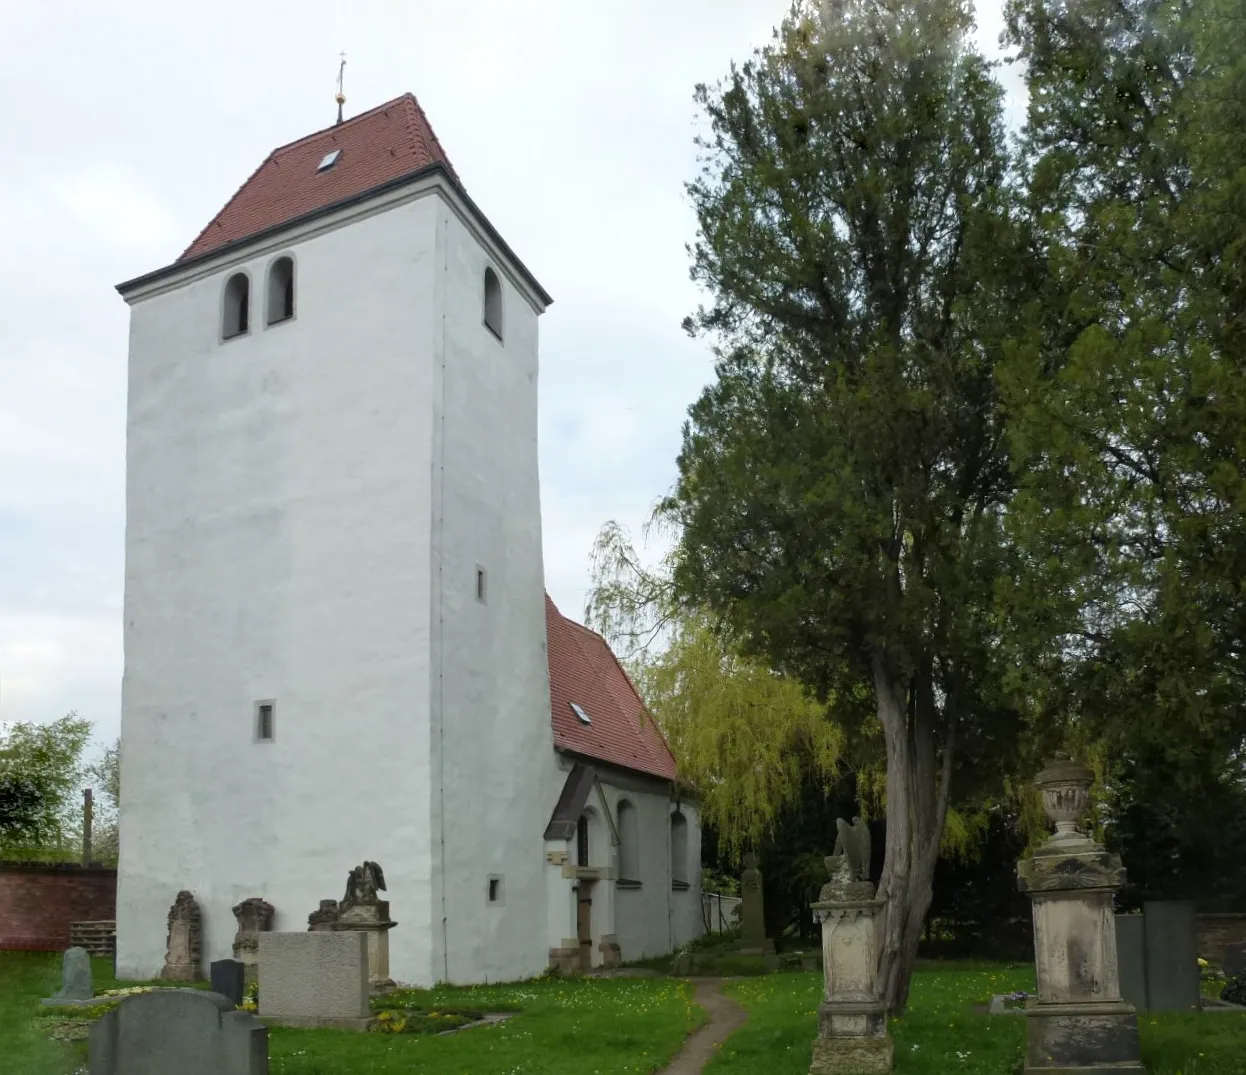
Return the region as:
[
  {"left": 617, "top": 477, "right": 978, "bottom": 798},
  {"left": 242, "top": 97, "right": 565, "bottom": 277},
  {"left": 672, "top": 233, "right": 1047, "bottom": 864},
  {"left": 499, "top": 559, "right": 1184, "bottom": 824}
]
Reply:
[{"left": 114, "top": 95, "right": 558, "bottom": 985}]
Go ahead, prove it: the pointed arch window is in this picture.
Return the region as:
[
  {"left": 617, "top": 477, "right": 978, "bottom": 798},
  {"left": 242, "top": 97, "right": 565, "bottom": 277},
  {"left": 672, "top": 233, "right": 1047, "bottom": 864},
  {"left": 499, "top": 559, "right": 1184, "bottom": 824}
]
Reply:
[
  {"left": 266, "top": 256, "right": 295, "bottom": 325},
  {"left": 670, "top": 812, "right": 689, "bottom": 889},
  {"left": 617, "top": 799, "right": 640, "bottom": 884},
  {"left": 223, "top": 273, "right": 250, "bottom": 339}
]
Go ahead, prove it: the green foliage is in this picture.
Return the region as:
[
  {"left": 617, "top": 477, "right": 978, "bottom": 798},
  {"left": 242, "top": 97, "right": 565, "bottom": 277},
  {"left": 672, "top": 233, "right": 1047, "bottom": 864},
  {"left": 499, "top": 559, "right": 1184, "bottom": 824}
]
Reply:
[
  {"left": 664, "top": 0, "right": 1038, "bottom": 1010},
  {"left": 1222, "top": 975, "right": 1246, "bottom": 1007},
  {"left": 0, "top": 714, "right": 92, "bottom": 858}
]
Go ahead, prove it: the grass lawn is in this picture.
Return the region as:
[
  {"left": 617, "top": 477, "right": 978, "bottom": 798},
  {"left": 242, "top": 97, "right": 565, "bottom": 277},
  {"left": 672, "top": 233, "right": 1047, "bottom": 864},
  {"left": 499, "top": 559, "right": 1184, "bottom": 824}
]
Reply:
[
  {"left": 705, "top": 963, "right": 1246, "bottom": 1075},
  {"left": 1, "top": 951, "right": 701, "bottom": 1075}
]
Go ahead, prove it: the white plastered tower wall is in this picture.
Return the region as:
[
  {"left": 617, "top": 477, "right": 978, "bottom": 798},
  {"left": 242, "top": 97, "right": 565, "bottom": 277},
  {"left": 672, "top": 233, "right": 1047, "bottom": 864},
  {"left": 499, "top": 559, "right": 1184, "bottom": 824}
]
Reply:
[
  {"left": 427, "top": 199, "right": 559, "bottom": 984},
  {"left": 115, "top": 177, "right": 552, "bottom": 985}
]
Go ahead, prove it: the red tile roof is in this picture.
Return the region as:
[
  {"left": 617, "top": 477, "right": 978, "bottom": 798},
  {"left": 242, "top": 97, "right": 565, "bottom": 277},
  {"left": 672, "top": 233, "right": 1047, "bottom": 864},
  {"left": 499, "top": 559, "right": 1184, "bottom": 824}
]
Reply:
[
  {"left": 179, "top": 93, "right": 458, "bottom": 261},
  {"left": 545, "top": 594, "right": 678, "bottom": 782}
]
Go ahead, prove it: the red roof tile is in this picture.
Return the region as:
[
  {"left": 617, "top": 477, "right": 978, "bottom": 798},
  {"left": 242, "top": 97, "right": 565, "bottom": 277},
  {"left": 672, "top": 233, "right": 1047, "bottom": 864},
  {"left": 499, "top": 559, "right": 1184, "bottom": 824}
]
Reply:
[
  {"left": 179, "top": 93, "right": 458, "bottom": 261},
  {"left": 545, "top": 594, "right": 679, "bottom": 782}
]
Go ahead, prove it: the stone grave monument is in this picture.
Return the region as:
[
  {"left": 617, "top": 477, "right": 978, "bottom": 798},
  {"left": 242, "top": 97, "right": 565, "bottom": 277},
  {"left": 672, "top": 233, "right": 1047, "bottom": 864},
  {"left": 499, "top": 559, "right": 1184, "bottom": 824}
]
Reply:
[
  {"left": 257, "top": 930, "right": 372, "bottom": 1029},
  {"left": 161, "top": 890, "right": 204, "bottom": 981},
  {"left": 211, "top": 958, "right": 247, "bottom": 1008},
  {"left": 307, "top": 899, "right": 340, "bottom": 931},
  {"left": 739, "top": 852, "right": 775, "bottom": 955},
  {"left": 41, "top": 946, "right": 94, "bottom": 1007},
  {"left": 88, "top": 988, "right": 267, "bottom": 1075},
  {"left": 808, "top": 817, "right": 892, "bottom": 1074},
  {"left": 333, "top": 861, "right": 396, "bottom": 990},
  {"left": 1115, "top": 902, "right": 1201, "bottom": 1012},
  {"left": 232, "top": 897, "right": 275, "bottom": 985},
  {"left": 1017, "top": 757, "right": 1144, "bottom": 1074}
]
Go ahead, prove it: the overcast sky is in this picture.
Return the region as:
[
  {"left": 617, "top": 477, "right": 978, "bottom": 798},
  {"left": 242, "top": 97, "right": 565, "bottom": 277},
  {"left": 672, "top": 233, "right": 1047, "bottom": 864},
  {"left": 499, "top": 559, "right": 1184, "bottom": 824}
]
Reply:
[{"left": 0, "top": 0, "right": 1024, "bottom": 749}]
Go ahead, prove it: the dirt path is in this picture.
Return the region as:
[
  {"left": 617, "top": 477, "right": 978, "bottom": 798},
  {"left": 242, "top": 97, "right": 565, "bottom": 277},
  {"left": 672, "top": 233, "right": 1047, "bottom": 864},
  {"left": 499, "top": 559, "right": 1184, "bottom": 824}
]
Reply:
[{"left": 659, "top": 978, "right": 748, "bottom": 1075}]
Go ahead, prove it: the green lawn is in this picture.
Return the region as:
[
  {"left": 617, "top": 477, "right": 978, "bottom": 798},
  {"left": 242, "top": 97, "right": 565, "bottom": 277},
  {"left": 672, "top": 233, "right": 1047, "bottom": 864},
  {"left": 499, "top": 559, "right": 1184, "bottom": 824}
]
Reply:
[
  {"left": 705, "top": 964, "right": 1246, "bottom": 1075},
  {"left": 1, "top": 951, "right": 701, "bottom": 1075}
]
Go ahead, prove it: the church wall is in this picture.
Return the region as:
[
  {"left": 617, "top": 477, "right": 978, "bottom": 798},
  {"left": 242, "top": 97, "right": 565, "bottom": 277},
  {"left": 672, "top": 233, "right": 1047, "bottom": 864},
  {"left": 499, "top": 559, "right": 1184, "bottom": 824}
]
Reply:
[
  {"left": 115, "top": 196, "right": 443, "bottom": 981},
  {"left": 427, "top": 202, "right": 558, "bottom": 984},
  {"left": 595, "top": 776, "right": 704, "bottom": 962}
]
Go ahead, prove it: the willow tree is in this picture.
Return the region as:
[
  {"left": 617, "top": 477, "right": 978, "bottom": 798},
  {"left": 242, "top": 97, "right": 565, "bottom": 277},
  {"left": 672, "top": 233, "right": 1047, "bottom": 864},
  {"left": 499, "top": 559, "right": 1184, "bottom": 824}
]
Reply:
[
  {"left": 586, "top": 521, "right": 845, "bottom": 857},
  {"left": 664, "top": 0, "right": 1034, "bottom": 1011}
]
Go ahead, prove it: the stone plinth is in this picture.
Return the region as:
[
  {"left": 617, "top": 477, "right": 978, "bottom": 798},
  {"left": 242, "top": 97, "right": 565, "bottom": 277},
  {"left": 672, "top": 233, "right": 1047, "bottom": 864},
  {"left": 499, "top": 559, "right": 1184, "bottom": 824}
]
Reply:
[
  {"left": 809, "top": 890, "right": 893, "bottom": 1074},
  {"left": 334, "top": 900, "right": 395, "bottom": 992},
  {"left": 232, "top": 898, "right": 275, "bottom": 987},
  {"left": 1017, "top": 758, "right": 1144, "bottom": 1075}
]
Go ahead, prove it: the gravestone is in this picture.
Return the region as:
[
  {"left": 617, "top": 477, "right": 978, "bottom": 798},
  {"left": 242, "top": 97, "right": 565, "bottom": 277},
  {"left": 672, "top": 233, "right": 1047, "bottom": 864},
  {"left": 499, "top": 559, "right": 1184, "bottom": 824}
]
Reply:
[
  {"left": 1224, "top": 942, "right": 1246, "bottom": 978},
  {"left": 41, "top": 946, "right": 93, "bottom": 1007},
  {"left": 1143, "top": 900, "right": 1201, "bottom": 1012},
  {"left": 738, "top": 852, "right": 773, "bottom": 954},
  {"left": 161, "top": 890, "right": 204, "bottom": 981},
  {"left": 211, "top": 959, "right": 246, "bottom": 1008},
  {"left": 257, "top": 931, "right": 371, "bottom": 1029},
  {"left": 808, "top": 818, "right": 891, "bottom": 1074},
  {"left": 306, "top": 899, "right": 339, "bottom": 931},
  {"left": 1115, "top": 914, "right": 1147, "bottom": 1011},
  {"left": 88, "top": 988, "right": 267, "bottom": 1075},
  {"left": 231, "top": 898, "right": 275, "bottom": 985},
  {"left": 1017, "top": 758, "right": 1143, "bottom": 1074}
]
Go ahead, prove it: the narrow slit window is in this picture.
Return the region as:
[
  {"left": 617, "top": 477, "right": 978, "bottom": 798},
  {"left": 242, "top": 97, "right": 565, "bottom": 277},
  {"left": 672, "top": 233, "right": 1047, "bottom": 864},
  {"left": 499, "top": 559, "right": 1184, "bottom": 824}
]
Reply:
[
  {"left": 223, "top": 273, "right": 250, "bottom": 339},
  {"left": 255, "top": 701, "right": 275, "bottom": 742},
  {"left": 475, "top": 566, "right": 487, "bottom": 604},
  {"left": 483, "top": 267, "right": 503, "bottom": 340},
  {"left": 266, "top": 256, "right": 295, "bottom": 325},
  {"left": 577, "top": 814, "right": 590, "bottom": 868},
  {"left": 488, "top": 876, "right": 503, "bottom": 903}
]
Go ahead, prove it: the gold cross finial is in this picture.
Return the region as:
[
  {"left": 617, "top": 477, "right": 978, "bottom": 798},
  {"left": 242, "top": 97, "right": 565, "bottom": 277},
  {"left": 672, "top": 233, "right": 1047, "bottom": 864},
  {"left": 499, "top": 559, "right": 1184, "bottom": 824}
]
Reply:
[{"left": 335, "top": 51, "right": 347, "bottom": 124}]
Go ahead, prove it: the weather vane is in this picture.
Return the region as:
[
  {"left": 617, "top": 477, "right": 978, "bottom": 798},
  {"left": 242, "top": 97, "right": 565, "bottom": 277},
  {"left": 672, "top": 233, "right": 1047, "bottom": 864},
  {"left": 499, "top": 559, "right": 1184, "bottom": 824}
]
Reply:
[{"left": 335, "top": 51, "right": 347, "bottom": 125}]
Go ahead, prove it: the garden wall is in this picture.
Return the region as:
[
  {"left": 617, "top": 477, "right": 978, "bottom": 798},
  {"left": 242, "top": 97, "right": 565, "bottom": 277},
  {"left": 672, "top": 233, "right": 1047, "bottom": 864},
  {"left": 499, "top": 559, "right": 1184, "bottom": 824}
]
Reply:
[
  {"left": 1198, "top": 913, "right": 1246, "bottom": 963},
  {"left": 0, "top": 862, "right": 117, "bottom": 951}
]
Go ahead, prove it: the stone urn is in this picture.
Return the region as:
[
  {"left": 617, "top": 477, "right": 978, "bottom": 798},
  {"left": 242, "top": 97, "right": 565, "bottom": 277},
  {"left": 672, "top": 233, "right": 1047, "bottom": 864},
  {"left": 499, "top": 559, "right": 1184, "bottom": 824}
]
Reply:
[{"left": 1032, "top": 756, "right": 1095, "bottom": 850}]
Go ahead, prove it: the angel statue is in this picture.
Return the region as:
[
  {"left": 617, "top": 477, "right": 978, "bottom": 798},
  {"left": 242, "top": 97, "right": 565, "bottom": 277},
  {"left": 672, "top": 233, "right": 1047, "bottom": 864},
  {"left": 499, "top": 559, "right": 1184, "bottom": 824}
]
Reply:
[
  {"left": 342, "top": 860, "right": 387, "bottom": 908},
  {"left": 821, "top": 817, "right": 873, "bottom": 899}
]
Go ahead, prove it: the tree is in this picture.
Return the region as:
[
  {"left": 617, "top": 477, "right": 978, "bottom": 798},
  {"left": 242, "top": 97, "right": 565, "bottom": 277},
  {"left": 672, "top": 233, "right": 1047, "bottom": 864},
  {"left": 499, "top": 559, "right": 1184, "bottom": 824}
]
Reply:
[
  {"left": 587, "top": 523, "right": 846, "bottom": 857},
  {"left": 1000, "top": 0, "right": 1246, "bottom": 808},
  {"left": 661, "top": 0, "right": 1035, "bottom": 1010},
  {"left": 0, "top": 714, "right": 93, "bottom": 858},
  {"left": 85, "top": 738, "right": 120, "bottom": 864}
]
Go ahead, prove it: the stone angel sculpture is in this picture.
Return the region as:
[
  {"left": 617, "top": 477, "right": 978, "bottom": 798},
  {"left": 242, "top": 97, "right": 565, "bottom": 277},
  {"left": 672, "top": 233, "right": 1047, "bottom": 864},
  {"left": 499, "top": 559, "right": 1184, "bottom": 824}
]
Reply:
[
  {"left": 821, "top": 817, "right": 872, "bottom": 899},
  {"left": 343, "top": 860, "right": 387, "bottom": 907}
]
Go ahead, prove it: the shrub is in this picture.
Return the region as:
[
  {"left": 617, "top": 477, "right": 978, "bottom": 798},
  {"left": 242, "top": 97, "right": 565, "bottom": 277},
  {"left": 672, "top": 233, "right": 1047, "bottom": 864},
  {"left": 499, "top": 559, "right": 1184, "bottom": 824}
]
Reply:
[{"left": 1221, "top": 974, "right": 1246, "bottom": 1006}]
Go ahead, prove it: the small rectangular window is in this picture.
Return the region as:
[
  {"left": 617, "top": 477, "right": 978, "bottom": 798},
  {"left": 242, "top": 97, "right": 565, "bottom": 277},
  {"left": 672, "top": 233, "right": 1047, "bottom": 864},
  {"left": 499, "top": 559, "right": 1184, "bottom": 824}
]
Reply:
[
  {"left": 487, "top": 875, "right": 503, "bottom": 903},
  {"left": 475, "top": 566, "right": 487, "bottom": 604},
  {"left": 255, "top": 701, "right": 275, "bottom": 742}
]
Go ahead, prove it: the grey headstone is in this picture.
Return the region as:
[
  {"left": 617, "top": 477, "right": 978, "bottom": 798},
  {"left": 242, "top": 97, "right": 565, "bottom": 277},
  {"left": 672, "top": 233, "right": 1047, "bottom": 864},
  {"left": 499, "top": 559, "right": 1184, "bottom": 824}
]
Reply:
[
  {"left": 1143, "top": 900, "right": 1201, "bottom": 1012},
  {"left": 42, "top": 946, "right": 93, "bottom": 1005},
  {"left": 1114, "top": 915, "right": 1147, "bottom": 1010},
  {"left": 211, "top": 959, "right": 246, "bottom": 1007},
  {"left": 1223, "top": 942, "right": 1246, "bottom": 978},
  {"left": 89, "top": 989, "right": 267, "bottom": 1075}
]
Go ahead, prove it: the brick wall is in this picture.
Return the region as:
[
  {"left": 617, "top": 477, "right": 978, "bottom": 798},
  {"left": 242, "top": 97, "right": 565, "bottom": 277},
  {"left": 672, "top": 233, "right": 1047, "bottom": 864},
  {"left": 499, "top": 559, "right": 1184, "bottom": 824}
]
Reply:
[
  {"left": 1197, "top": 913, "right": 1246, "bottom": 963},
  {"left": 0, "top": 862, "right": 117, "bottom": 952}
]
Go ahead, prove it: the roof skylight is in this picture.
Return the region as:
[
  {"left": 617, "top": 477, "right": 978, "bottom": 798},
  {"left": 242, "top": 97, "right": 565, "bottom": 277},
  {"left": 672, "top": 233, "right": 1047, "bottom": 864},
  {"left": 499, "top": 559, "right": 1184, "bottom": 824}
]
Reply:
[
  {"left": 317, "top": 149, "right": 341, "bottom": 172},
  {"left": 570, "top": 702, "right": 592, "bottom": 725}
]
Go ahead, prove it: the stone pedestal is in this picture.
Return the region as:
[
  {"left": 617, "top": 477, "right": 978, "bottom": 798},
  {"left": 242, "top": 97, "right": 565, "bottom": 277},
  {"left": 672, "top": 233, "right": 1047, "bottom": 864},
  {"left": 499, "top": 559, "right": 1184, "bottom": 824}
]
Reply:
[
  {"left": 231, "top": 897, "right": 274, "bottom": 987},
  {"left": 334, "top": 901, "right": 396, "bottom": 992},
  {"left": 809, "top": 888, "right": 893, "bottom": 1074},
  {"left": 1017, "top": 759, "right": 1145, "bottom": 1075}
]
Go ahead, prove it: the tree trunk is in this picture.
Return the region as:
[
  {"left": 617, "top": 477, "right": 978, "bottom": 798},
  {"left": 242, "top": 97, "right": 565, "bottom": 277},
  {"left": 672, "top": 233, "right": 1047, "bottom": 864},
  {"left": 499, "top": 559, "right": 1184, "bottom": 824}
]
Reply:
[{"left": 872, "top": 654, "right": 957, "bottom": 1014}]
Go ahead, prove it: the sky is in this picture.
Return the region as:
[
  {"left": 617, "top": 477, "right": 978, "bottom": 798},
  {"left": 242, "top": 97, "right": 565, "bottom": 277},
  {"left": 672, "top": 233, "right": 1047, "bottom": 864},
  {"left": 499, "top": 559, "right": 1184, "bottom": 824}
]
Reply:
[{"left": 0, "top": 0, "right": 1025, "bottom": 750}]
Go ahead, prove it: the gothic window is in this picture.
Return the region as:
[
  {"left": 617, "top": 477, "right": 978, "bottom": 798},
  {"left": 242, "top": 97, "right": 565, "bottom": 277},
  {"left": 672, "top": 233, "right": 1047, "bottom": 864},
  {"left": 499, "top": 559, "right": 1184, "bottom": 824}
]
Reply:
[
  {"left": 266, "top": 256, "right": 295, "bottom": 325},
  {"left": 223, "top": 273, "right": 250, "bottom": 339},
  {"left": 617, "top": 800, "right": 640, "bottom": 883},
  {"left": 670, "top": 812, "right": 688, "bottom": 888},
  {"left": 483, "top": 266, "right": 503, "bottom": 340},
  {"left": 577, "top": 813, "right": 590, "bottom": 868}
]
